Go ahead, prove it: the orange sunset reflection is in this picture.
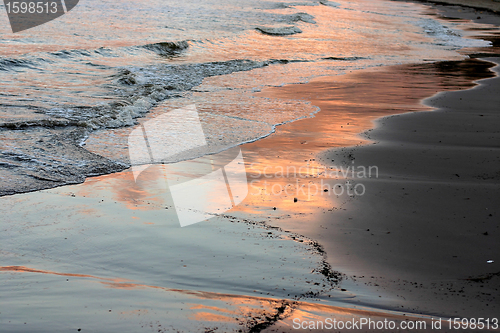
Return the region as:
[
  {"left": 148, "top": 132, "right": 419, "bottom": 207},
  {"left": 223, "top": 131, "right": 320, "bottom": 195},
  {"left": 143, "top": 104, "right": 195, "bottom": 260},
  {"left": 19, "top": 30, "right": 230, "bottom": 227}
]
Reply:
[
  {"left": 66, "top": 59, "right": 497, "bottom": 224},
  {"left": 233, "top": 58, "right": 497, "bottom": 218}
]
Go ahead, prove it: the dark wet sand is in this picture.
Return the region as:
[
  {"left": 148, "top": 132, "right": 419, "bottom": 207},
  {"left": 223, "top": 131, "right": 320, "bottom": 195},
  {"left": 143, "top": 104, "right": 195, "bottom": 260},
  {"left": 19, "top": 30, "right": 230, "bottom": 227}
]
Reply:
[
  {"left": 246, "top": 65, "right": 499, "bottom": 331},
  {"left": 243, "top": 55, "right": 499, "bottom": 322},
  {"left": 236, "top": 12, "right": 500, "bottom": 329},
  {"left": 4, "top": 56, "right": 497, "bottom": 331}
]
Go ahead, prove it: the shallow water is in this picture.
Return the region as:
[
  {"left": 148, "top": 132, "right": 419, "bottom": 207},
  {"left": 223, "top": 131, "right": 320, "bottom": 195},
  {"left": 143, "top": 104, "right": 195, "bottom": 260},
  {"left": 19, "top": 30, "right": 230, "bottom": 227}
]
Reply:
[{"left": 0, "top": 159, "right": 345, "bottom": 332}]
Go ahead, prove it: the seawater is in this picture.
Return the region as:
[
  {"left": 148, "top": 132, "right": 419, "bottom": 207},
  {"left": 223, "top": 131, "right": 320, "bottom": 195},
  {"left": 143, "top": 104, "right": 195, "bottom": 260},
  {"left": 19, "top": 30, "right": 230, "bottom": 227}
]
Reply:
[{"left": 0, "top": 0, "right": 490, "bottom": 196}]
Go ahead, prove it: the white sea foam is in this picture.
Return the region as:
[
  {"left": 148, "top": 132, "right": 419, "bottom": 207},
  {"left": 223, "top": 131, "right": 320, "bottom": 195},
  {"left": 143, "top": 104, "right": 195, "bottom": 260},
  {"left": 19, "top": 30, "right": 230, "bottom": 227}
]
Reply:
[{"left": 414, "top": 18, "right": 492, "bottom": 49}]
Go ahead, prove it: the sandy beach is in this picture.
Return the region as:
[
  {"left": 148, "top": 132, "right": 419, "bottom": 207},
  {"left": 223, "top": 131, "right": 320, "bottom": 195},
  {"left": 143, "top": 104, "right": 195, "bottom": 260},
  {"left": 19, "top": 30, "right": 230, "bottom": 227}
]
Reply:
[
  {"left": 252, "top": 55, "right": 500, "bottom": 323},
  {"left": 230, "top": 4, "right": 500, "bottom": 328},
  {"left": 1, "top": 0, "right": 500, "bottom": 332},
  {"left": 245, "top": 5, "right": 499, "bottom": 330}
]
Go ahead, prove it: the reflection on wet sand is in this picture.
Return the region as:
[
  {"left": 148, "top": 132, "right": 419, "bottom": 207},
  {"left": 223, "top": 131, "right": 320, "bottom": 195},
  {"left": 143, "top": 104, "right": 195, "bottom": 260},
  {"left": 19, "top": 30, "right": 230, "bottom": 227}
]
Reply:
[
  {"left": 1, "top": 265, "right": 438, "bottom": 330},
  {"left": 0, "top": 266, "right": 131, "bottom": 283},
  {"left": 234, "top": 58, "right": 498, "bottom": 218},
  {"left": 2, "top": 57, "right": 496, "bottom": 333},
  {"left": 76, "top": 165, "right": 168, "bottom": 211}
]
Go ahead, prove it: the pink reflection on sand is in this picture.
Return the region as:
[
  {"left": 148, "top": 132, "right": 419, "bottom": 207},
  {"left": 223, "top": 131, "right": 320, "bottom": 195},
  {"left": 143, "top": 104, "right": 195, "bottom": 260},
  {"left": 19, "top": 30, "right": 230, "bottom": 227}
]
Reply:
[
  {"left": 2, "top": 265, "right": 439, "bottom": 326},
  {"left": 0, "top": 266, "right": 131, "bottom": 283}
]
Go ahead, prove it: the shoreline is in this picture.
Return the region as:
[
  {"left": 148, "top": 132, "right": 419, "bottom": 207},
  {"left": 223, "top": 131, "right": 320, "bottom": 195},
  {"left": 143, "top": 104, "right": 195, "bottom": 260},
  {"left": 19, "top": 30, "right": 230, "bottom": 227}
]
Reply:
[
  {"left": 242, "top": 55, "right": 499, "bottom": 319},
  {"left": 240, "top": 4, "right": 500, "bottom": 327}
]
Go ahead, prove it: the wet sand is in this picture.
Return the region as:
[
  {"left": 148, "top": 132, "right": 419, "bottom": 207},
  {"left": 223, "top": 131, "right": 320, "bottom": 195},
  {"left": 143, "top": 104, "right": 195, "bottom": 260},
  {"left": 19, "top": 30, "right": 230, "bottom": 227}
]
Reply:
[
  {"left": 3, "top": 63, "right": 497, "bottom": 331},
  {"left": 0, "top": 165, "right": 342, "bottom": 332},
  {"left": 240, "top": 54, "right": 500, "bottom": 322},
  {"left": 236, "top": 9, "right": 500, "bottom": 331}
]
